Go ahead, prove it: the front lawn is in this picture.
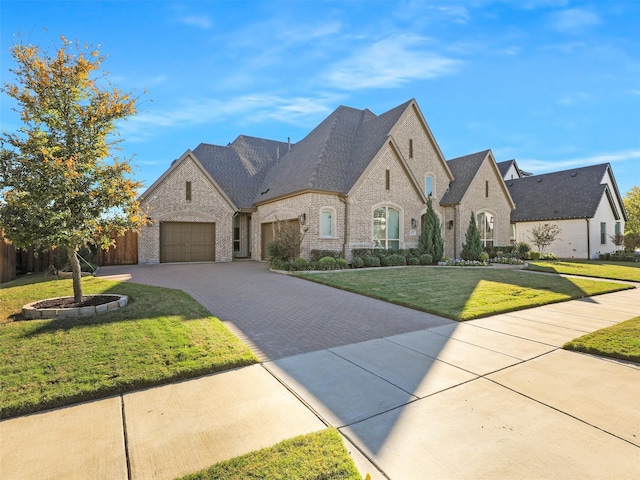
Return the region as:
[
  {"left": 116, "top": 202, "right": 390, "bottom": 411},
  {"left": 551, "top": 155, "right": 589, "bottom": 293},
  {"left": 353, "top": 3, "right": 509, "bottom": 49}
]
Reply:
[
  {"left": 0, "top": 275, "right": 257, "bottom": 418},
  {"left": 564, "top": 316, "right": 640, "bottom": 363},
  {"left": 177, "top": 428, "right": 362, "bottom": 480},
  {"left": 526, "top": 260, "right": 640, "bottom": 282},
  {"left": 297, "top": 267, "right": 632, "bottom": 321}
]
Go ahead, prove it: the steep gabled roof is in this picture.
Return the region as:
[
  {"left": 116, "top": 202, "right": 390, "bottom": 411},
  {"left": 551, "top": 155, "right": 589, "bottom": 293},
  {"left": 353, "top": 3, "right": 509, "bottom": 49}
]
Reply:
[
  {"left": 440, "top": 150, "right": 491, "bottom": 206},
  {"left": 497, "top": 159, "right": 532, "bottom": 179},
  {"left": 255, "top": 99, "right": 414, "bottom": 204},
  {"left": 506, "top": 163, "right": 617, "bottom": 222},
  {"left": 193, "top": 135, "right": 289, "bottom": 209}
]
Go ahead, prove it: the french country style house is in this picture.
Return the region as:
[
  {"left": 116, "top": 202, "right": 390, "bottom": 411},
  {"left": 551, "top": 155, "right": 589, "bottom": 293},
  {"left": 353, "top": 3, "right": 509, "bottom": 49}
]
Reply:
[{"left": 138, "top": 98, "right": 625, "bottom": 263}]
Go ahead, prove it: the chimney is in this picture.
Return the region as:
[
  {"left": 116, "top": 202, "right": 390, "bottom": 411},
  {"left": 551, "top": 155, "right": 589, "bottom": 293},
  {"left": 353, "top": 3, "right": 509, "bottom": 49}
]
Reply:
[{"left": 288, "top": 137, "right": 291, "bottom": 152}]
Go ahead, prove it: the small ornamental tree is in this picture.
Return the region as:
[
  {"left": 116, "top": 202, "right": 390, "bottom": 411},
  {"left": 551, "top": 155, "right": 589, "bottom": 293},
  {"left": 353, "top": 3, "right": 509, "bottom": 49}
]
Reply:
[
  {"left": 0, "top": 36, "right": 146, "bottom": 303},
  {"left": 528, "top": 223, "right": 561, "bottom": 254},
  {"left": 623, "top": 186, "right": 640, "bottom": 235},
  {"left": 418, "top": 197, "right": 444, "bottom": 263},
  {"left": 461, "top": 212, "right": 483, "bottom": 261}
]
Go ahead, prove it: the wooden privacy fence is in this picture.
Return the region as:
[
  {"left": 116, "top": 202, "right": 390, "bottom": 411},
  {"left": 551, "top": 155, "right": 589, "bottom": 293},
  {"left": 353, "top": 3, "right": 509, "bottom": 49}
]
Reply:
[{"left": 0, "top": 230, "right": 138, "bottom": 283}]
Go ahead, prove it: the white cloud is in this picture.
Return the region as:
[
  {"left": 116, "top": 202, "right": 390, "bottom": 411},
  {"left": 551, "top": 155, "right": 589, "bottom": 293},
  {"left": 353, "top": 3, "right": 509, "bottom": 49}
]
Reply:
[
  {"left": 178, "top": 14, "right": 212, "bottom": 29},
  {"left": 552, "top": 8, "right": 600, "bottom": 34},
  {"left": 119, "top": 93, "right": 342, "bottom": 141},
  {"left": 324, "top": 34, "right": 461, "bottom": 90},
  {"left": 558, "top": 91, "right": 592, "bottom": 106},
  {"left": 519, "top": 150, "right": 640, "bottom": 173}
]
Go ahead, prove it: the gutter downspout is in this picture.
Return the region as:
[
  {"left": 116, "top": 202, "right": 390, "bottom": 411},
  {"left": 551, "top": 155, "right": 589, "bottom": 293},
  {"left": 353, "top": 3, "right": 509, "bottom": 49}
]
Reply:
[
  {"left": 340, "top": 194, "right": 349, "bottom": 260},
  {"left": 586, "top": 218, "right": 591, "bottom": 259}
]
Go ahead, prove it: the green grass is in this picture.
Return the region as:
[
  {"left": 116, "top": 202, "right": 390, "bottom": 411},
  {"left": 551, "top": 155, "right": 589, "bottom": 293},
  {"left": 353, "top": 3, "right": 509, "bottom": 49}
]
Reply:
[
  {"left": 526, "top": 259, "right": 640, "bottom": 282},
  {"left": 0, "top": 275, "right": 257, "bottom": 418},
  {"left": 297, "top": 267, "right": 633, "bottom": 321},
  {"left": 176, "top": 428, "right": 362, "bottom": 480},
  {"left": 564, "top": 316, "right": 640, "bottom": 363}
]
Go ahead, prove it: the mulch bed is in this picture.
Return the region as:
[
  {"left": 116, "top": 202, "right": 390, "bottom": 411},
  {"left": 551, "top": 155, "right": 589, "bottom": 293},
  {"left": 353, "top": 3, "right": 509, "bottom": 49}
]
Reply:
[{"left": 31, "top": 295, "right": 119, "bottom": 309}]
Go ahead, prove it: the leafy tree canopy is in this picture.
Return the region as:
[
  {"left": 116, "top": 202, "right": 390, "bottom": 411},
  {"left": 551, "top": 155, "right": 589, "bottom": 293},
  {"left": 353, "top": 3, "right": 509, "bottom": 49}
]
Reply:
[
  {"left": 528, "top": 223, "right": 561, "bottom": 254},
  {"left": 623, "top": 186, "right": 640, "bottom": 235},
  {"left": 1, "top": 35, "right": 146, "bottom": 301}
]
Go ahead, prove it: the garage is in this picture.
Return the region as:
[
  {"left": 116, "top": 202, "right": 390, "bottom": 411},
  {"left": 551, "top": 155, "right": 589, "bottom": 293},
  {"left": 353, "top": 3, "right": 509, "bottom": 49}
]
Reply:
[{"left": 160, "top": 222, "right": 215, "bottom": 263}]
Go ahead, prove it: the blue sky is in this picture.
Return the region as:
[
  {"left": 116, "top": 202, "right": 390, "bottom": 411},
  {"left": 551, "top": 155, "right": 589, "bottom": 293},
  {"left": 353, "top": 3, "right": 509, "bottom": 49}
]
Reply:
[{"left": 2, "top": 0, "right": 639, "bottom": 197}]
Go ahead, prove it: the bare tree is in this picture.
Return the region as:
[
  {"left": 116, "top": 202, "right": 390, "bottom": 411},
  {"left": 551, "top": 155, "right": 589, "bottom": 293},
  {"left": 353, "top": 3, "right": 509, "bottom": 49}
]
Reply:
[{"left": 528, "top": 224, "right": 561, "bottom": 254}]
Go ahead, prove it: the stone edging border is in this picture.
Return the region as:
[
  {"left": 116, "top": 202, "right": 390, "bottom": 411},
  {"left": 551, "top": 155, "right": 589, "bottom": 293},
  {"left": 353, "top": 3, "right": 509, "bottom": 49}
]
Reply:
[{"left": 22, "top": 294, "right": 129, "bottom": 320}]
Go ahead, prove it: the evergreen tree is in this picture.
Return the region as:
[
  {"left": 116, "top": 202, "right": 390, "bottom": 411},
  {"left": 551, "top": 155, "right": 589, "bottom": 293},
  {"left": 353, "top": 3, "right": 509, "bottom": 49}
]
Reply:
[
  {"left": 461, "top": 212, "right": 483, "bottom": 260},
  {"left": 418, "top": 198, "right": 444, "bottom": 263}
]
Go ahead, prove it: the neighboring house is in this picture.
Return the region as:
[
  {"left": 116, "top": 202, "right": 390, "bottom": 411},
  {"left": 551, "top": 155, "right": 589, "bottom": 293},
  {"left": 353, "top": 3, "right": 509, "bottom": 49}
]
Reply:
[
  {"left": 138, "top": 98, "right": 516, "bottom": 264},
  {"left": 502, "top": 163, "right": 628, "bottom": 259}
]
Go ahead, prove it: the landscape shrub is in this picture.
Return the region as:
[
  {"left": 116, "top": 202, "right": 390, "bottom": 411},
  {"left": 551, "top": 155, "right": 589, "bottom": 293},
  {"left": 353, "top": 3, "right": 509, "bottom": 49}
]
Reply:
[
  {"left": 352, "top": 256, "right": 364, "bottom": 268},
  {"left": 515, "top": 241, "right": 532, "bottom": 259},
  {"left": 364, "top": 256, "right": 380, "bottom": 267},
  {"left": 270, "top": 258, "right": 291, "bottom": 271},
  {"left": 530, "top": 251, "right": 541, "bottom": 260},
  {"left": 335, "top": 258, "right": 348, "bottom": 269},
  {"left": 318, "top": 256, "right": 337, "bottom": 270},
  {"left": 383, "top": 254, "right": 407, "bottom": 266},
  {"left": 478, "top": 252, "right": 489, "bottom": 263},
  {"left": 309, "top": 249, "right": 342, "bottom": 262},
  {"left": 407, "top": 256, "right": 420, "bottom": 265},
  {"left": 419, "top": 253, "right": 433, "bottom": 265},
  {"left": 292, "top": 258, "right": 310, "bottom": 271},
  {"left": 540, "top": 253, "right": 557, "bottom": 260}
]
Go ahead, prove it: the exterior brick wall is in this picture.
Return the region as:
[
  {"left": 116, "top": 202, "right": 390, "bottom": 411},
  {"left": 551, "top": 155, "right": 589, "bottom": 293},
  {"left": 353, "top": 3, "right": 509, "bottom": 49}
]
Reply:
[
  {"left": 449, "top": 158, "right": 514, "bottom": 258},
  {"left": 139, "top": 155, "right": 235, "bottom": 263},
  {"left": 254, "top": 192, "right": 345, "bottom": 260}
]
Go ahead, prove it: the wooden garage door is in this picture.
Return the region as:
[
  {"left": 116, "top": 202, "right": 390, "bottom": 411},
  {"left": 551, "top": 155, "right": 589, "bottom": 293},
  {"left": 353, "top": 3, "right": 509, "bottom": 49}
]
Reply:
[
  {"left": 160, "top": 222, "right": 215, "bottom": 263},
  {"left": 261, "top": 219, "right": 298, "bottom": 260}
]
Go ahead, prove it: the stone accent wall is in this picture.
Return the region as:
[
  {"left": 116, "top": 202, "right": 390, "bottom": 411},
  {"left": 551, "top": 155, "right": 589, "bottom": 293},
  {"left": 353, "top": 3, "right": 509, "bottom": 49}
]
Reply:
[
  {"left": 139, "top": 155, "right": 235, "bottom": 263},
  {"left": 254, "top": 192, "right": 345, "bottom": 260}
]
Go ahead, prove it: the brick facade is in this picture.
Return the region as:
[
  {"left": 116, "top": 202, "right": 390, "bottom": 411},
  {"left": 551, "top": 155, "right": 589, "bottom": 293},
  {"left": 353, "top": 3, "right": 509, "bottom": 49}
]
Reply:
[{"left": 139, "top": 154, "right": 235, "bottom": 263}]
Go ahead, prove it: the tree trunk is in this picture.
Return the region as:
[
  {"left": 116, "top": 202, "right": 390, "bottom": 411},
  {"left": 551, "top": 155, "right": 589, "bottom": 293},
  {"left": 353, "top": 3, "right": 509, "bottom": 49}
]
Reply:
[{"left": 68, "top": 247, "right": 83, "bottom": 303}]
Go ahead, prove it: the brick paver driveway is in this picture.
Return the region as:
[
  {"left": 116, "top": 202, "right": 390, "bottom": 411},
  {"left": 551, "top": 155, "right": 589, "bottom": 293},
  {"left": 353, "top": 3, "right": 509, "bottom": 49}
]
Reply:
[{"left": 98, "top": 261, "right": 453, "bottom": 360}]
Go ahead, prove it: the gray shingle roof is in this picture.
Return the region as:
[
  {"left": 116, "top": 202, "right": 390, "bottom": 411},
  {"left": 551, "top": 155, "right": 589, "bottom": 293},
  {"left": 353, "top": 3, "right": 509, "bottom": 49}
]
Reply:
[
  {"left": 193, "top": 135, "right": 289, "bottom": 209},
  {"left": 440, "top": 150, "right": 491, "bottom": 206},
  {"left": 507, "top": 163, "right": 612, "bottom": 222},
  {"left": 255, "top": 99, "right": 413, "bottom": 204},
  {"left": 497, "top": 160, "right": 516, "bottom": 178}
]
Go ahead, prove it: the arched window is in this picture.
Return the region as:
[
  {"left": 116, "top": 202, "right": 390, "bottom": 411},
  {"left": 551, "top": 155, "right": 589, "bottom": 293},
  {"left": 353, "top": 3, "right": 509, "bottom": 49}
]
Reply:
[
  {"left": 320, "top": 207, "right": 336, "bottom": 238},
  {"left": 373, "top": 206, "right": 400, "bottom": 250},
  {"left": 477, "top": 212, "right": 494, "bottom": 247}
]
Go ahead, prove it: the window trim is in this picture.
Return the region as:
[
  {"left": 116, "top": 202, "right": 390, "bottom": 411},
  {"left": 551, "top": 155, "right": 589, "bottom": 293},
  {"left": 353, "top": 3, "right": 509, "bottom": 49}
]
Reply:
[
  {"left": 477, "top": 211, "right": 495, "bottom": 247},
  {"left": 319, "top": 207, "right": 337, "bottom": 238},
  {"left": 372, "top": 204, "right": 402, "bottom": 250},
  {"left": 425, "top": 174, "right": 435, "bottom": 198}
]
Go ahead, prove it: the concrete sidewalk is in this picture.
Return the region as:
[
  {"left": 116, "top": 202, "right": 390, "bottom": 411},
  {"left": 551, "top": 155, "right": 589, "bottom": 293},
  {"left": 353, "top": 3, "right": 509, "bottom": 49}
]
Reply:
[{"left": 2, "top": 265, "right": 639, "bottom": 479}]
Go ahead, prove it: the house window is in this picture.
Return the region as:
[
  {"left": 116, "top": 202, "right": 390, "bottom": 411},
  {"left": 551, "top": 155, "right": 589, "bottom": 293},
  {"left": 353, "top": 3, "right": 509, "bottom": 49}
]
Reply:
[
  {"left": 601, "top": 222, "right": 607, "bottom": 244},
  {"left": 385, "top": 169, "right": 390, "bottom": 190},
  {"left": 510, "top": 223, "right": 516, "bottom": 245},
  {"left": 186, "top": 181, "right": 192, "bottom": 201},
  {"left": 485, "top": 180, "right": 489, "bottom": 198},
  {"left": 373, "top": 206, "right": 400, "bottom": 250},
  {"left": 409, "top": 138, "right": 413, "bottom": 159},
  {"left": 425, "top": 175, "right": 434, "bottom": 197},
  {"left": 320, "top": 207, "right": 336, "bottom": 238},
  {"left": 233, "top": 215, "right": 240, "bottom": 252},
  {"left": 615, "top": 222, "right": 621, "bottom": 236},
  {"left": 477, "top": 212, "right": 494, "bottom": 247}
]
